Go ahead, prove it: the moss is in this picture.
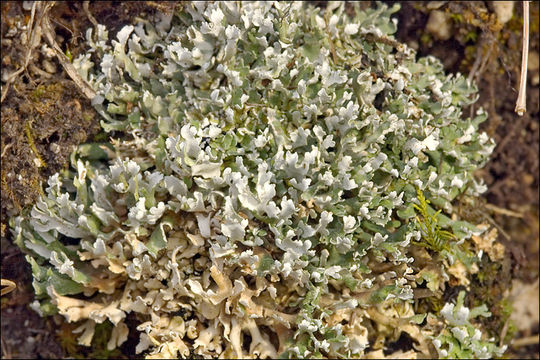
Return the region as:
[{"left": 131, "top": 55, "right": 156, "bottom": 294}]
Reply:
[
  {"left": 1, "top": 79, "right": 100, "bottom": 226},
  {"left": 57, "top": 321, "right": 126, "bottom": 359},
  {"left": 24, "top": 120, "right": 46, "bottom": 169},
  {"left": 467, "top": 255, "right": 513, "bottom": 344},
  {"left": 87, "top": 322, "right": 127, "bottom": 359}
]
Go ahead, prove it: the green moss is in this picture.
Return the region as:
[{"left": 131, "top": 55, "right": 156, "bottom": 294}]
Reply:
[
  {"left": 24, "top": 121, "right": 46, "bottom": 171},
  {"left": 464, "top": 30, "right": 478, "bottom": 43},
  {"left": 87, "top": 322, "right": 127, "bottom": 359},
  {"left": 412, "top": 188, "right": 455, "bottom": 253}
]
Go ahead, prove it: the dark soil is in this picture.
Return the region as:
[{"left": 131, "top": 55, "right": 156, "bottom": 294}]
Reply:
[
  {"left": 393, "top": 2, "right": 539, "bottom": 279},
  {"left": 1, "top": 1, "right": 538, "bottom": 359},
  {"left": 393, "top": 2, "right": 539, "bottom": 358},
  {"left": 1, "top": 2, "right": 158, "bottom": 358}
]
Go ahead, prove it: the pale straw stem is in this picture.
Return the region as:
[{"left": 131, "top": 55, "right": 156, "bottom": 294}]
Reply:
[{"left": 515, "top": 1, "right": 529, "bottom": 116}]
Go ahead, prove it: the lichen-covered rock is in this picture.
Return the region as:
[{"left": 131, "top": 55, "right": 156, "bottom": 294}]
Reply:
[{"left": 12, "top": 2, "right": 505, "bottom": 358}]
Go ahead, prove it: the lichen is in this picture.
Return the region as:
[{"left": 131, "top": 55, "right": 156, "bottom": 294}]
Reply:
[{"left": 11, "top": 2, "right": 506, "bottom": 358}]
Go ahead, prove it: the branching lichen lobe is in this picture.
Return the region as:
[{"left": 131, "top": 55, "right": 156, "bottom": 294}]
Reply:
[{"left": 11, "top": 2, "right": 507, "bottom": 359}]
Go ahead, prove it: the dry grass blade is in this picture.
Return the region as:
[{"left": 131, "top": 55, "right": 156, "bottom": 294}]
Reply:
[
  {"left": 39, "top": 2, "right": 96, "bottom": 100},
  {"left": 499, "top": 316, "right": 511, "bottom": 347},
  {"left": 515, "top": 1, "right": 529, "bottom": 116},
  {"left": 0, "top": 279, "right": 16, "bottom": 296},
  {"left": 484, "top": 203, "right": 524, "bottom": 218},
  {"left": 0, "top": 1, "right": 39, "bottom": 103},
  {"left": 1, "top": 1, "right": 97, "bottom": 102}
]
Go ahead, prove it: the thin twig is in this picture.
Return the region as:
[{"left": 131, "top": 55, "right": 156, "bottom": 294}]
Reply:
[
  {"left": 476, "top": 41, "right": 495, "bottom": 80},
  {"left": 484, "top": 203, "right": 524, "bottom": 218},
  {"left": 39, "top": 2, "right": 96, "bottom": 100},
  {"left": 0, "top": 143, "right": 13, "bottom": 158},
  {"left": 50, "top": 18, "right": 74, "bottom": 38},
  {"left": 29, "top": 63, "right": 53, "bottom": 79},
  {"left": 468, "top": 38, "right": 495, "bottom": 118},
  {"left": 83, "top": 1, "right": 98, "bottom": 29},
  {"left": 484, "top": 214, "right": 512, "bottom": 241},
  {"left": 27, "top": 0, "right": 37, "bottom": 43},
  {"left": 0, "top": 2, "right": 39, "bottom": 103},
  {"left": 499, "top": 316, "right": 510, "bottom": 347},
  {"left": 515, "top": 1, "right": 529, "bottom": 116},
  {"left": 468, "top": 48, "right": 484, "bottom": 85},
  {"left": 512, "top": 334, "right": 539, "bottom": 347},
  {"left": 0, "top": 83, "right": 11, "bottom": 103}
]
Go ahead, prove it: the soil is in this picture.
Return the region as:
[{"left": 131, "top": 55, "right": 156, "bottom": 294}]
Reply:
[
  {"left": 1, "top": 1, "right": 538, "bottom": 359},
  {"left": 393, "top": 3, "right": 539, "bottom": 358}
]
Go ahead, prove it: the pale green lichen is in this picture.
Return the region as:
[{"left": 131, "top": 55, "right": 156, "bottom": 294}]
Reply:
[
  {"left": 431, "top": 291, "right": 507, "bottom": 359},
  {"left": 11, "top": 1, "right": 505, "bottom": 358}
]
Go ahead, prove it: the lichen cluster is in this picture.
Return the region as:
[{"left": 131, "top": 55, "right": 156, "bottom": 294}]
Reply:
[{"left": 12, "top": 2, "right": 507, "bottom": 358}]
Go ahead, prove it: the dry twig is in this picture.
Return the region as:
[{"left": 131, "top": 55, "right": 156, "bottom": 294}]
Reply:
[
  {"left": 1, "top": 143, "right": 13, "bottom": 158},
  {"left": 468, "top": 35, "right": 495, "bottom": 85},
  {"left": 1, "top": 2, "right": 40, "bottom": 103},
  {"left": 39, "top": 1, "right": 96, "bottom": 100},
  {"left": 0, "top": 279, "right": 16, "bottom": 296},
  {"left": 499, "top": 316, "right": 511, "bottom": 348},
  {"left": 2, "top": 1, "right": 97, "bottom": 102},
  {"left": 515, "top": 1, "right": 529, "bottom": 116},
  {"left": 484, "top": 203, "right": 524, "bottom": 218},
  {"left": 484, "top": 214, "right": 512, "bottom": 241},
  {"left": 512, "top": 334, "right": 540, "bottom": 348},
  {"left": 83, "top": 1, "right": 98, "bottom": 29}
]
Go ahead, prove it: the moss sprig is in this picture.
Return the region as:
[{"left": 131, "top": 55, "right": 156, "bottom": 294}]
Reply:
[{"left": 412, "top": 187, "right": 456, "bottom": 252}]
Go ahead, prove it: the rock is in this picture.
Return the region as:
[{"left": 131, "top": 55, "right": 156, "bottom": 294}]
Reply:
[
  {"left": 49, "top": 143, "right": 61, "bottom": 154},
  {"left": 426, "top": 10, "right": 453, "bottom": 41},
  {"left": 42, "top": 59, "right": 56, "bottom": 74},
  {"left": 426, "top": 1, "right": 447, "bottom": 10},
  {"left": 408, "top": 40, "right": 419, "bottom": 51},
  {"left": 491, "top": 1, "right": 514, "bottom": 25},
  {"left": 22, "top": 1, "right": 34, "bottom": 11},
  {"left": 510, "top": 279, "right": 539, "bottom": 332}
]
